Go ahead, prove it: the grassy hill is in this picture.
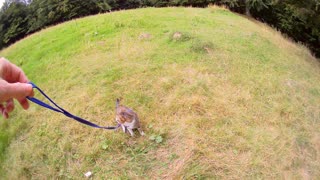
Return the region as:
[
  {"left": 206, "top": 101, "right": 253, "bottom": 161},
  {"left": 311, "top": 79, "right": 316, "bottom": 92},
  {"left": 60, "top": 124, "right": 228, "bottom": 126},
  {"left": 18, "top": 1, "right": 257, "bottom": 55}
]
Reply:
[{"left": 0, "top": 6, "right": 320, "bottom": 179}]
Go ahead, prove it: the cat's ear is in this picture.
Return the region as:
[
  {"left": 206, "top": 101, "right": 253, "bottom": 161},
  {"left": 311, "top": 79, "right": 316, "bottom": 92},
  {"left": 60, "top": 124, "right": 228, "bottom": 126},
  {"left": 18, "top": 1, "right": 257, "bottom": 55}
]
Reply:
[{"left": 116, "top": 98, "right": 121, "bottom": 108}]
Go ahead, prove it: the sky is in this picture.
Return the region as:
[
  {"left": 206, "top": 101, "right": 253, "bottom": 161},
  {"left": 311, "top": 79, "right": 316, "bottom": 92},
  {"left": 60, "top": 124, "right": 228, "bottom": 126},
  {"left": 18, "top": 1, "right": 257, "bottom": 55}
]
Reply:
[{"left": 0, "top": 0, "right": 4, "bottom": 9}]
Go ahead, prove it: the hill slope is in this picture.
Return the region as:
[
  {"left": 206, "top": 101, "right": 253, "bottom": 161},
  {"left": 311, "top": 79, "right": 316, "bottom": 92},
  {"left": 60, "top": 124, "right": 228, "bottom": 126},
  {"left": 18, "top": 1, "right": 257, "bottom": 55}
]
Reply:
[{"left": 0, "top": 7, "right": 320, "bottom": 179}]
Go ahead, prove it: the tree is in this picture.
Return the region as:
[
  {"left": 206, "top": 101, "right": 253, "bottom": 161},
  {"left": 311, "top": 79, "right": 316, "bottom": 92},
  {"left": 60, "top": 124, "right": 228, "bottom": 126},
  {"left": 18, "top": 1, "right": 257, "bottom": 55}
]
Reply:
[{"left": 0, "top": 0, "right": 29, "bottom": 46}]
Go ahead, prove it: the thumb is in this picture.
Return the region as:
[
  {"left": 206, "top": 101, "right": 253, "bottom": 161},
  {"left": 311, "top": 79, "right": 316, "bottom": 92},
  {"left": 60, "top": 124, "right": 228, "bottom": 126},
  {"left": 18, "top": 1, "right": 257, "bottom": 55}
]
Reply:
[{"left": 6, "top": 83, "right": 33, "bottom": 100}]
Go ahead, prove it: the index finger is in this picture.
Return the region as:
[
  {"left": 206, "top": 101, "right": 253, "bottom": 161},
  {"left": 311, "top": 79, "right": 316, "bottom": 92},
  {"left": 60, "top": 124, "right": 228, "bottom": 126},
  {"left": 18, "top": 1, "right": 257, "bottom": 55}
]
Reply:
[{"left": 0, "top": 58, "right": 29, "bottom": 83}]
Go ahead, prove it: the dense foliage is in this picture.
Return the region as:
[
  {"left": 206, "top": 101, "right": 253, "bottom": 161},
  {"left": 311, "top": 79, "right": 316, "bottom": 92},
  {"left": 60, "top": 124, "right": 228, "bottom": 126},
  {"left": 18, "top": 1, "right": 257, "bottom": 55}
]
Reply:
[
  {"left": 249, "top": 0, "right": 320, "bottom": 58},
  {"left": 0, "top": 0, "right": 319, "bottom": 57}
]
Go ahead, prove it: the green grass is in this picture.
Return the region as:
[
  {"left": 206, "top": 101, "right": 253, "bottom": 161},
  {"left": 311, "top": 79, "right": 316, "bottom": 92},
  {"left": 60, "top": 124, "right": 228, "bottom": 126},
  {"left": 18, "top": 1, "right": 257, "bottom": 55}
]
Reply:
[{"left": 0, "top": 6, "right": 320, "bottom": 179}]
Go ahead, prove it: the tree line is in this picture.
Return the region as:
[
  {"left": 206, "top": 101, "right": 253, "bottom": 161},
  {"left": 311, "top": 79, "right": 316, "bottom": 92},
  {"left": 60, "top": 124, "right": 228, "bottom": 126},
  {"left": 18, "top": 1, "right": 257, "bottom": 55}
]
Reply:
[{"left": 0, "top": 0, "right": 319, "bottom": 58}]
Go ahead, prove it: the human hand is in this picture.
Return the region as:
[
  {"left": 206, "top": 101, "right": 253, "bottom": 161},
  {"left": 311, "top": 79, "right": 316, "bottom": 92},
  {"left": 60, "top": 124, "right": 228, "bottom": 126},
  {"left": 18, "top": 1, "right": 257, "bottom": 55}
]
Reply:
[{"left": 0, "top": 57, "right": 34, "bottom": 118}]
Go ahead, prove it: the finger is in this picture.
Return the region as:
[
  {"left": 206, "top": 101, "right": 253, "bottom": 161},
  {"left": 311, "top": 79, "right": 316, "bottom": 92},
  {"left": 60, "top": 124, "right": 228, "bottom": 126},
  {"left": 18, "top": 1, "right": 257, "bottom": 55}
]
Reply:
[
  {"left": 6, "top": 83, "right": 33, "bottom": 100},
  {"left": 10, "top": 63, "right": 29, "bottom": 83},
  {"left": 0, "top": 58, "right": 28, "bottom": 83},
  {"left": 29, "top": 87, "right": 34, "bottom": 97},
  {"left": 17, "top": 98, "right": 29, "bottom": 110},
  {"left": 0, "top": 104, "right": 8, "bottom": 119},
  {"left": 5, "top": 99, "right": 14, "bottom": 113},
  {"left": 0, "top": 104, "right": 4, "bottom": 116},
  {"left": 3, "top": 110, "right": 8, "bottom": 118}
]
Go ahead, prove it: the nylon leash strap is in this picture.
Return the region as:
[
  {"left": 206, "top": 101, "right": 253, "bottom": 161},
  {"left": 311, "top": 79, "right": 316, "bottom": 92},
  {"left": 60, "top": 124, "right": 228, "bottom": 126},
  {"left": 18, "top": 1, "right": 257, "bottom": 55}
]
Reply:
[{"left": 27, "top": 82, "right": 119, "bottom": 130}]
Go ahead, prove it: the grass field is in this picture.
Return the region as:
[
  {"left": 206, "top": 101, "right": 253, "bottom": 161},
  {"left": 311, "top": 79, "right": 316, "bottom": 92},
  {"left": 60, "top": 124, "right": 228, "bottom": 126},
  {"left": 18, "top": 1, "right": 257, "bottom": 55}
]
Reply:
[{"left": 0, "top": 6, "right": 320, "bottom": 179}]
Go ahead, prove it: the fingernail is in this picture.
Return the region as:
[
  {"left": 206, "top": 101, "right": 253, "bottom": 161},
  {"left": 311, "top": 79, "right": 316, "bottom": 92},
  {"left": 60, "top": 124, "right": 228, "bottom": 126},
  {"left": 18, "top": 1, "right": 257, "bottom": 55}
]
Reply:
[{"left": 24, "top": 84, "right": 34, "bottom": 96}]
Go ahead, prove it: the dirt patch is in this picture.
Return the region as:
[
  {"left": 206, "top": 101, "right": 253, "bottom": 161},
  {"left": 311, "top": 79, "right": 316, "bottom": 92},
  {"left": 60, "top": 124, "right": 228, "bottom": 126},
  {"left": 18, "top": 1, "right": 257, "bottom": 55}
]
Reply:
[
  {"left": 139, "top": 33, "right": 152, "bottom": 40},
  {"left": 97, "top": 41, "right": 106, "bottom": 46},
  {"left": 173, "top": 32, "right": 182, "bottom": 40},
  {"left": 204, "top": 46, "right": 214, "bottom": 54},
  {"left": 285, "top": 79, "right": 299, "bottom": 88},
  {"left": 170, "top": 31, "right": 192, "bottom": 42}
]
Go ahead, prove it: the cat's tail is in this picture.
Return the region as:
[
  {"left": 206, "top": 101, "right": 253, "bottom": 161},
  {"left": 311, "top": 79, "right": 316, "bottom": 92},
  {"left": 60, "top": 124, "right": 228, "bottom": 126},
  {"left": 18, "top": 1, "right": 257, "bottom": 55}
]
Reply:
[{"left": 116, "top": 98, "right": 120, "bottom": 108}]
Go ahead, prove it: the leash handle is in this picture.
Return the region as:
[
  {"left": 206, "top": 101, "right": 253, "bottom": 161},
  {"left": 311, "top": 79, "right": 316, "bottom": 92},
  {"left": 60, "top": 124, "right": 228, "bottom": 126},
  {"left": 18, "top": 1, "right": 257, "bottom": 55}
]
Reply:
[{"left": 27, "top": 82, "right": 119, "bottom": 130}]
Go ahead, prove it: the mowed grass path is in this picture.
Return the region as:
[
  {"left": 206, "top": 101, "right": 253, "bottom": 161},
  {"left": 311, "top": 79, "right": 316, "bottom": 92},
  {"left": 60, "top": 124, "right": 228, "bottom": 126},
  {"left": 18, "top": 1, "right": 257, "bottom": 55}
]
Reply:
[{"left": 0, "top": 7, "right": 320, "bottom": 179}]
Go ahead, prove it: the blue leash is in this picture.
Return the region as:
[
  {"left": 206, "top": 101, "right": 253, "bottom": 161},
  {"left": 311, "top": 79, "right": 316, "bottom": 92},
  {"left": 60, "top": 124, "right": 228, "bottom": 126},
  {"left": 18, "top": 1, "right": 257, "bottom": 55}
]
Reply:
[{"left": 27, "top": 82, "right": 120, "bottom": 130}]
